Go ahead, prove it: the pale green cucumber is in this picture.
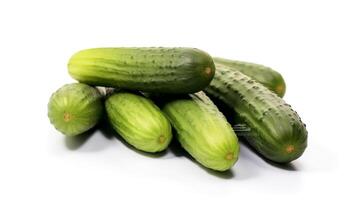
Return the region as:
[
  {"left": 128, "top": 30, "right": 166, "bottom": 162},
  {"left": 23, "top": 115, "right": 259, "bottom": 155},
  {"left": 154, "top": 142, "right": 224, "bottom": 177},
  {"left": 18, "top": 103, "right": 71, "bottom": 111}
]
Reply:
[
  {"left": 162, "top": 92, "right": 239, "bottom": 171},
  {"left": 48, "top": 83, "right": 103, "bottom": 136},
  {"left": 105, "top": 92, "right": 172, "bottom": 152}
]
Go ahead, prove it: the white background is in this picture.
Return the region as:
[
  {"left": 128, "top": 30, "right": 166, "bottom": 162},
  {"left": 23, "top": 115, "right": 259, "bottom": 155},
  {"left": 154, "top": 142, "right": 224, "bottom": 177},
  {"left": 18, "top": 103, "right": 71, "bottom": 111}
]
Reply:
[{"left": 0, "top": 0, "right": 356, "bottom": 199}]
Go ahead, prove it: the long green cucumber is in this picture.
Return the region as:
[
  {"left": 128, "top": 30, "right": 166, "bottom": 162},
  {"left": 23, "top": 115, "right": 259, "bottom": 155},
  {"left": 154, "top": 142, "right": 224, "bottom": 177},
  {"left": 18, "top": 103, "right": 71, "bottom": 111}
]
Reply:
[
  {"left": 105, "top": 92, "right": 172, "bottom": 152},
  {"left": 161, "top": 92, "right": 239, "bottom": 171},
  {"left": 214, "top": 57, "right": 286, "bottom": 97},
  {"left": 48, "top": 83, "right": 103, "bottom": 136},
  {"left": 68, "top": 48, "right": 215, "bottom": 93},
  {"left": 204, "top": 64, "right": 307, "bottom": 163}
]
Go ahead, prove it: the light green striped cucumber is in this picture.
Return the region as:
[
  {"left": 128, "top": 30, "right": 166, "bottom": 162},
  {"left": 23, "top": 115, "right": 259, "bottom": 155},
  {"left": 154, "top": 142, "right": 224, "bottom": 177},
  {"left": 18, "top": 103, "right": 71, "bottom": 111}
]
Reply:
[
  {"left": 214, "top": 57, "right": 286, "bottom": 97},
  {"left": 68, "top": 47, "right": 215, "bottom": 93},
  {"left": 162, "top": 92, "right": 239, "bottom": 171},
  {"left": 48, "top": 83, "right": 103, "bottom": 136},
  {"left": 105, "top": 92, "right": 172, "bottom": 152},
  {"left": 205, "top": 64, "right": 307, "bottom": 163}
]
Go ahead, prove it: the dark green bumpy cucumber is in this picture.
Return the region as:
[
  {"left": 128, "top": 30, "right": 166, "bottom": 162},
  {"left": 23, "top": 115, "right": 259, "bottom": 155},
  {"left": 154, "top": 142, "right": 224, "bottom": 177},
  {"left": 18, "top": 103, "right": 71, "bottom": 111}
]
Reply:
[
  {"left": 214, "top": 57, "right": 286, "bottom": 97},
  {"left": 162, "top": 92, "right": 239, "bottom": 171},
  {"left": 68, "top": 48, "right": 215, "bottom": 94},
  {"left": 204, "top": 64, "right": 307, "bottom": 163},
  {"left": 48, "top": 83, "right": 103, "bottom": 136},
  {"left": 105, "top": 92, "right": 172, "bottom": 152}
]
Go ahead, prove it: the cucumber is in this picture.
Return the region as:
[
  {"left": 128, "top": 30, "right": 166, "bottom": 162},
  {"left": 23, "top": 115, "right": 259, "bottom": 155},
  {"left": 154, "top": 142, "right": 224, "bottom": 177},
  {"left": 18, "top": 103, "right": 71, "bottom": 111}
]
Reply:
[
  {"left": 48, "top": 83, "right": 103, "bottom": 136},
  {"left": 204, "top": 64, "right": 307, "bottom": 163},
  {"left": 68, "top": 48, "right": 215, "bottom": 93},
  {"left": 161, "top": 92, "right": 239, "bottom": 171},
  {"left": 105, "top": 92, "right": 172, "bottom": 152},
  {"left": 214, "top": 57, "right": 286, "bottom": 97}
]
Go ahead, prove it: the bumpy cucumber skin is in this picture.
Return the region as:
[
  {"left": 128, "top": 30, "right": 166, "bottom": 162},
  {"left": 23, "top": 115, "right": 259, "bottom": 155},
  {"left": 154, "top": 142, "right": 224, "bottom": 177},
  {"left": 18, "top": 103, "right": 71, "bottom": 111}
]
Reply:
[
  {"left": 48, "top": 83, "right": 103, "bottom": 136},
  {"left": 214, "top": 57, "right": 286, "bottom": 97},
  {"left": 68, "top": 48, "right": 215, "bottom": 94},
  {"left": 105, "top": 92, "right": 172, "bottom": 153},
  {"left": 205, "top": 64, "right": 307, "bottom": 163},
  {"left": 162, "top": 92, "right": 239, "bottom": 171}
]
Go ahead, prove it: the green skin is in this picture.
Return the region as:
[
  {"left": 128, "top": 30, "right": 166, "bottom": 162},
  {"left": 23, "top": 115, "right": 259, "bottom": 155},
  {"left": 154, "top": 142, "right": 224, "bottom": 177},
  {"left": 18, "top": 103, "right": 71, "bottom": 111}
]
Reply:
[
  {"left": 48, "top": 83, "right": 103, "bottom": 136},
  {"left": 214, "top": 57, "right": 286, "bottom": 97},
  {"left": 105, "top": 92, "right": 172, "bottom": 153},
  {"left": 68, "top": 47, "right": 215, "bottom": 94},
  {"left": 162, "top": 92, "right": 239, "bottom": 171},
  {"left": 204, "top": 64, "right": 307, "bottom": 163}
]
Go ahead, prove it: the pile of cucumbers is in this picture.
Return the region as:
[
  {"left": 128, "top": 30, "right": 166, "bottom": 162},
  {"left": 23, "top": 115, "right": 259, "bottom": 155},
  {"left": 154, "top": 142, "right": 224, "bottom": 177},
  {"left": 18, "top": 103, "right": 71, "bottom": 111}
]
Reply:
[{"left": 48, "top": 47, "right": 307, "bottom": 171}]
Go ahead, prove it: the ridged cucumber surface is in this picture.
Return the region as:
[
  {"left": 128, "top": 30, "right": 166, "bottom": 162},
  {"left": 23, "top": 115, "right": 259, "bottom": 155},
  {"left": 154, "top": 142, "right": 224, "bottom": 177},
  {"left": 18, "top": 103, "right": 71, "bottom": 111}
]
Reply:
[
  {"left": 205, "top": 64, "right": 307, "bottom": 163},
  {"left": 162, "top": 92, "right": 239, "bottom": 171},
  {"left": 214, "top": 57, "right": 286, "bottom": 97},
  {"left": 48, "top": 83, "right": 103, "bottom": 136},
  {"left": 105, "top": 92, "right": 172, "bottom": 152},
  {"left": 68, "top": 47, "right": 215, "bottom": 93}
]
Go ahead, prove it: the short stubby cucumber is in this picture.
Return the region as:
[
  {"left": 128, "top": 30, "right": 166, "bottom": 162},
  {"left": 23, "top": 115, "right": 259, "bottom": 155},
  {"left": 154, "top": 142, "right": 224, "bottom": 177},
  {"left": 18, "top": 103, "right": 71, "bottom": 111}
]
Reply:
[
  {"left": 105, "top": 92, "right": 172, "bottom": 152},
  {"left": 205, "top": 64, "right": 307, "bottom": 163},
  {"left": 68, "top": 47, "right": 215, "bottom": 93},
  {"left": 214, "top": 57, "right": 286, "bottom": 97},
  {"left": 162, "top": 92, "right": 239, "bottom": 171},
  {"left": 48, "top": 83, "right": 103, "bottom": 136}
]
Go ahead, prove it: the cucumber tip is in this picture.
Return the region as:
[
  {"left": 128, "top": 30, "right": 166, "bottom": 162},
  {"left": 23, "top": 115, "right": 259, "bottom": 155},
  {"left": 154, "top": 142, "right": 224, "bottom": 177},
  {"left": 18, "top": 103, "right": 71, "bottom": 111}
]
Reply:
[
  {"left": 204, "top": 67, "right": 212, "bottom": 76},
  {"left": 276, "top": 84, "right": 285, "bottom": 96},
  {"left": 158, "top": 135, "right": 166, "bottom": 144},
  {"left": 225, "top": 152, "right": 234, "bottom": 161},
  {"left": 285, "top": 145, "right": 295, "bottom": 153},
  {"left": 63, "top": 112, "right": 72, "bottom": 122}
]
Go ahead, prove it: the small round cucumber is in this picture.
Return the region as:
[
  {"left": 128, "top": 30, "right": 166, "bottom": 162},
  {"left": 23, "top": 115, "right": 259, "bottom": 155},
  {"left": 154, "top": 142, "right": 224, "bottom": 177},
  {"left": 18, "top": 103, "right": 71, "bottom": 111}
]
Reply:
[
  {"left": 105, "top": 92, "right": 172, "bottom": 152},
  {"left": 48, "top": 83, "right": 103, "bottom": 136}
]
